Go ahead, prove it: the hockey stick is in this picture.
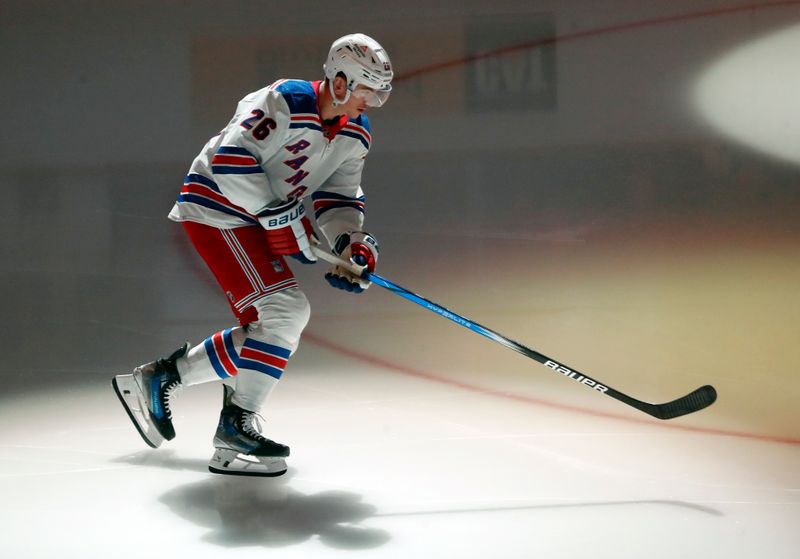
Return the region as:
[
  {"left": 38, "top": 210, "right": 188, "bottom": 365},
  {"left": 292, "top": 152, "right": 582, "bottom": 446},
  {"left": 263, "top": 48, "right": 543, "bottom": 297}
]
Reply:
[{"left": 312, "top": 246, "right": 717, "bottom": 420}]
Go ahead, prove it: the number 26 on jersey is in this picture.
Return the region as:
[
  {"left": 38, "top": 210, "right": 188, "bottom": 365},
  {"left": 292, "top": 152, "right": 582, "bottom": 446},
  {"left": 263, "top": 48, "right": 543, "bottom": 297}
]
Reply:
[{"left": 240, "top": 109, "right": 276, "bottom": 140}]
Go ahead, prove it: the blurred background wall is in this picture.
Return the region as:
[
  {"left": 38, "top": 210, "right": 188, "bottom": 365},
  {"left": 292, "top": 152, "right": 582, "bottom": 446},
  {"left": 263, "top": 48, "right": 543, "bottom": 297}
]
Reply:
[{"left": 1, "top": 0, "right": 798, "bottom": 436}]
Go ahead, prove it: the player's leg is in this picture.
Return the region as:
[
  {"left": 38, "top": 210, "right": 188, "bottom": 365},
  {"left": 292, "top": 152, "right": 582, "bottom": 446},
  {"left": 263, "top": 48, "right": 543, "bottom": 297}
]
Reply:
[
  {"left": 112, "top": 221, "right": 296, "bottom": 448},
  {"left": 174, "top": 221, "right": 309, "bottom": 475},
  {"left": 209, "top": 286, "right": 310, "bottom": 476}
]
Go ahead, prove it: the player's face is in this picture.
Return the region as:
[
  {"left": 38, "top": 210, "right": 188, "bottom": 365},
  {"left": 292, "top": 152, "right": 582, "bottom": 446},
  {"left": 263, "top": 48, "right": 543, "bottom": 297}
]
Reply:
[
  {"left": 330, "top": 77, "right": 390, "bottom": 118},
  {"left": 341, "top": 85, "right": 374, "bottom": 118},
  {"left": 351, "top": 84, "right": 391, "bottom": 108}
]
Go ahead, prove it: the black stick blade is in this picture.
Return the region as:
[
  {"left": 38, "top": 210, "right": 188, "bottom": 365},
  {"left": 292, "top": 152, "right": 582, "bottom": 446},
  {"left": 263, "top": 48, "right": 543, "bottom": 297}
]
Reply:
[{"left": 651, "top": 385, "right": 718, "bottom": 420}]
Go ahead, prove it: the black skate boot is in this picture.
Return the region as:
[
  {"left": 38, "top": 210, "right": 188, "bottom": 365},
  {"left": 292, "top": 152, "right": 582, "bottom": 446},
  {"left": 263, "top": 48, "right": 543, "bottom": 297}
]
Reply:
[
  {"left": 208, "top": 385, "right": 290, "bottom": 477},
  {"left": 112, "top": 343, "right": 188, "bottom": 448}
]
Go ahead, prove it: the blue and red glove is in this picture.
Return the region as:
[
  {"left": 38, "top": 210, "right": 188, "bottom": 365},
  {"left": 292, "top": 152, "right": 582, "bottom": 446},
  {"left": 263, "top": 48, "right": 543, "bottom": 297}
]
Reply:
[{"left": 325, "top": 231, "right": 379, "bottom": 293}]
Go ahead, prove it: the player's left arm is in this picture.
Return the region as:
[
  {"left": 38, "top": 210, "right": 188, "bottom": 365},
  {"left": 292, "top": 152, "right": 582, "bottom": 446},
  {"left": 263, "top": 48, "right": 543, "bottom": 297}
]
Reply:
[
  {"left": 312, "top": 156, "right": 366, "bottom": 243},
  {"left": 313, "top": 156, "right": 379, "bottom": 293}
]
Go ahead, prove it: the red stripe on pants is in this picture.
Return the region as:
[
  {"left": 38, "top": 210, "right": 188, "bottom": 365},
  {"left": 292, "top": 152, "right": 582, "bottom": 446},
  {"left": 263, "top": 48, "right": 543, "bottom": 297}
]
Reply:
[{"left": 181, "top": 222, "right": 297, "bottom": 326}]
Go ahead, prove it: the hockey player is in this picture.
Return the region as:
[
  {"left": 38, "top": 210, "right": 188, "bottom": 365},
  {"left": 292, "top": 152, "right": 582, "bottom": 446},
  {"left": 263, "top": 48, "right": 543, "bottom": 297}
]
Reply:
[{"left": 112, "top": 33, "right": 392, "bottom": 477}]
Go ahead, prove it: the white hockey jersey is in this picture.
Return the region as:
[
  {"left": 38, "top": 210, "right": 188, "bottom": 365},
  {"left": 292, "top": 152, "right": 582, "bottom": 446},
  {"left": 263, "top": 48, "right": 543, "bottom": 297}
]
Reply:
[{"left": 168, "top": 79, "right": 372, "bottom": 245}]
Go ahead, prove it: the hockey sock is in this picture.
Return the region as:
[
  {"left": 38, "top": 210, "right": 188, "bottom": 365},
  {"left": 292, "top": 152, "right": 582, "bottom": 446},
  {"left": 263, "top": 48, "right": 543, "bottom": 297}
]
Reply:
[
  {"left": 176, "top": 327, "right": 245, "bottom": 385},
  {"left": 231, "top": 338, "right": 292, "bottom": 412}
]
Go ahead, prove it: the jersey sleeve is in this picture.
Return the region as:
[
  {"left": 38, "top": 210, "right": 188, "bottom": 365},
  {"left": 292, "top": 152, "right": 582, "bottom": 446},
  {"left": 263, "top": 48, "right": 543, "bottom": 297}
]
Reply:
[
  {"left": 211, "top": 89, "right": 291, "bottom": 216},
  {"left": 311, "top": 155, "right": 367, "bottom": 245}
]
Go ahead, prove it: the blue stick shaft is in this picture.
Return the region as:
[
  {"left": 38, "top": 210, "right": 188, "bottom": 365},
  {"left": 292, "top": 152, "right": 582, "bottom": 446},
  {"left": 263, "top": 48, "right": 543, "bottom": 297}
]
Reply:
[
  {"left": 310, "top": 246, "right": 716, "bottom": 419},
  {"left": 365, "top": 272, "right": 542, "bottom": 360}
]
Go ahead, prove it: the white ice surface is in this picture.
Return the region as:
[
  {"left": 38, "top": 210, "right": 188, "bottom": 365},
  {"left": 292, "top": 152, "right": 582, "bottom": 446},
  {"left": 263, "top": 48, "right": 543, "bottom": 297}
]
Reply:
[{"left": 0, "top": 348, "right": 797, "bottom": 559}]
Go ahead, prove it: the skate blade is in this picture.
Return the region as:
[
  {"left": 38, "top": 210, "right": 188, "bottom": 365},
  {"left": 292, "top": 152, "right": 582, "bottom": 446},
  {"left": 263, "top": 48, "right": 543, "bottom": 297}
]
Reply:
[
  {"left": 208, "top": 448, "right": 287, "bottom": 477},
  {"left": 112, "top": 375, "right": 165, "bottom": 449}
]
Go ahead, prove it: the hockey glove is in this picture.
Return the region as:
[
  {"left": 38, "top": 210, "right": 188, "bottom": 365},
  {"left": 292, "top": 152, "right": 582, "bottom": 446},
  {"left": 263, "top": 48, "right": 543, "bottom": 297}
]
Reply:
[
  {"left": 325, "top": 231, "right": 379, "bottom": 293},
  {"left": 258, "top": 197, "right": 317, "bottom": 264}
]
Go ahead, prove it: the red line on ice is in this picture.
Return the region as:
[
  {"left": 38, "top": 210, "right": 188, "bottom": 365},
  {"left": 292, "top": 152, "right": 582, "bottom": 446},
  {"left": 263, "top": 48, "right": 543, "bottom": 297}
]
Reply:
[{"left": 303, "top": 332, "right": 800, "bottom": 446}]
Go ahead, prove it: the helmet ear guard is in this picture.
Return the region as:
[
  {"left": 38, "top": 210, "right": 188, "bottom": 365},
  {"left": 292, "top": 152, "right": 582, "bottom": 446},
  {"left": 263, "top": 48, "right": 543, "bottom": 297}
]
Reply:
[{"left": 324, "top": 69, "right": 351, "bottom": 107}]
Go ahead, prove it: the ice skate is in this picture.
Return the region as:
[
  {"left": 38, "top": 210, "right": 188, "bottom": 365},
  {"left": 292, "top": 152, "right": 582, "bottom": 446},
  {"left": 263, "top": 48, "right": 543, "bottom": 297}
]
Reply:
[
  {"left": 111, "top": 343, "right": 188, "bottom": 448},
  {"left": 208, "top": 385, "right": 290, "bottom": 477}
]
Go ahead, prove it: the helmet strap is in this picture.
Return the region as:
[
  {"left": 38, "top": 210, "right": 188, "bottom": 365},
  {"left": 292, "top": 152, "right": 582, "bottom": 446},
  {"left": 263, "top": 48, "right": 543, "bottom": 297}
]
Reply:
[{"left": 328, "top": 77, "right": 351, "bottom": 107}]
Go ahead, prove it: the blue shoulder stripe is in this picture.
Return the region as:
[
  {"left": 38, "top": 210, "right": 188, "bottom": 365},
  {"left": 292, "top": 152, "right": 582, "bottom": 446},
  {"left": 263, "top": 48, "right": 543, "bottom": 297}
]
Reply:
[
  {"left": 275, "top": 80, "right": 317, "bottom": 115},
  {"left": 350, "top": 114, "right": 371, "bottom": 133}
]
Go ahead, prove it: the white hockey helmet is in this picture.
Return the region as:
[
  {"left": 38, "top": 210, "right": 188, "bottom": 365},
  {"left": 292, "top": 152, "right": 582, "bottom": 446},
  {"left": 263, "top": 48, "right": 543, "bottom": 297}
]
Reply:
[{"left": 323, "top": 33, "right": 393, "bottom": 107}]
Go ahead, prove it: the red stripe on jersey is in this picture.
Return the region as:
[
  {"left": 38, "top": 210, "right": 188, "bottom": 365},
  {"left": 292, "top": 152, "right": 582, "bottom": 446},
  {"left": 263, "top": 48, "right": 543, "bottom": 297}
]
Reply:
[
  {"left": 211, "top": 154, "right": 258, "bottom": 166},
  {"left": 291, "top": 114, "right": 322, "bottom": 123},
  {"left": 182, "top": 182, "right": 253, "bottom": 216}
]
